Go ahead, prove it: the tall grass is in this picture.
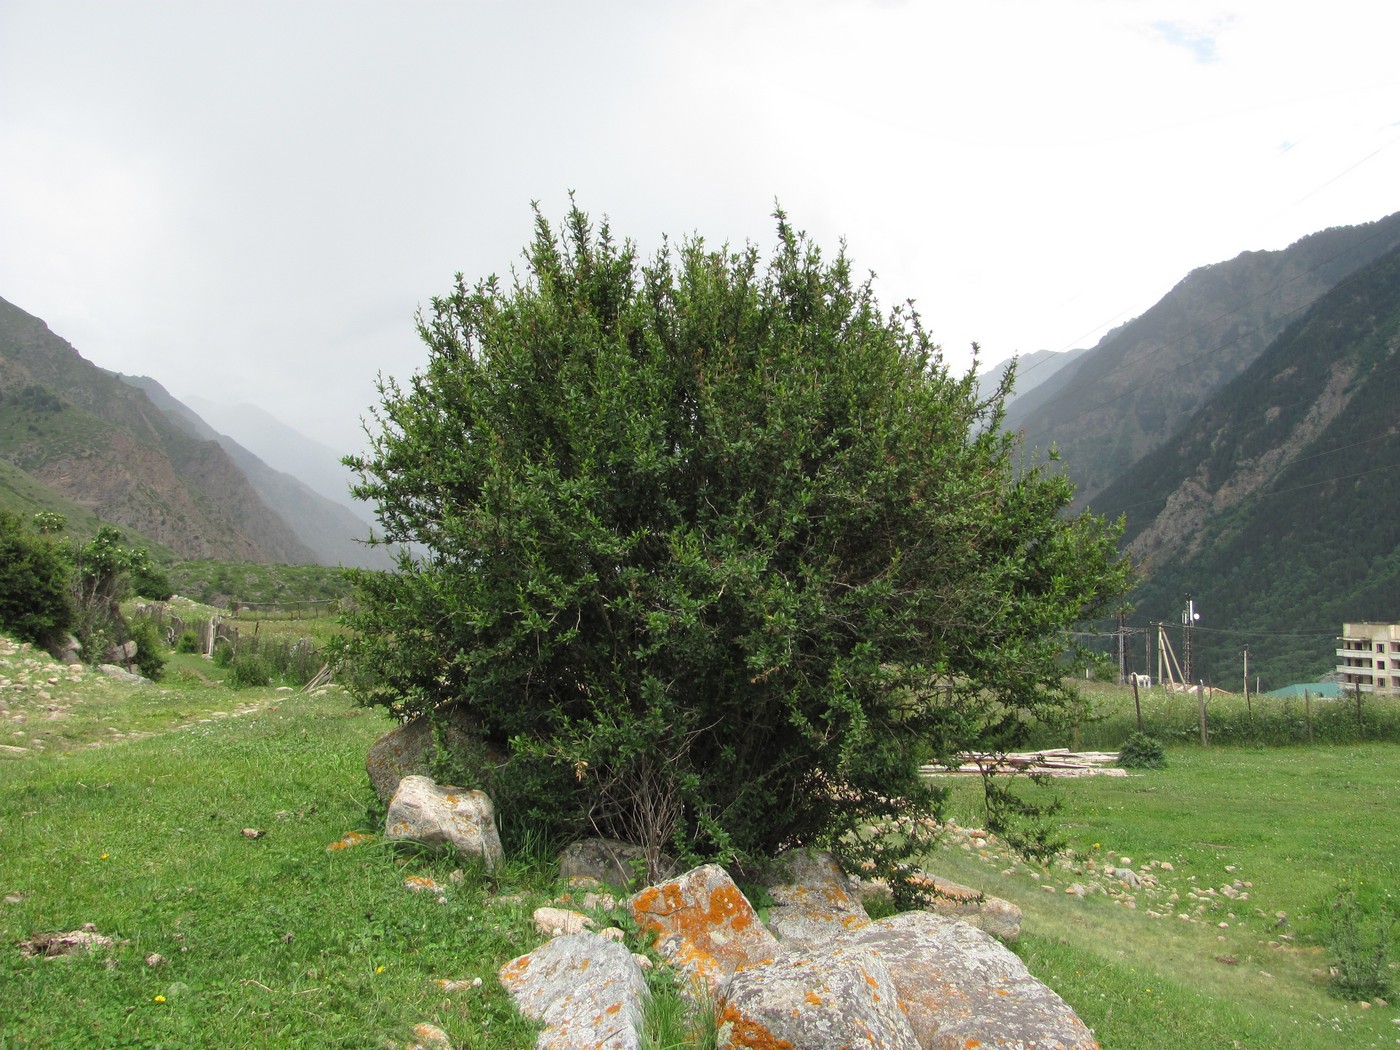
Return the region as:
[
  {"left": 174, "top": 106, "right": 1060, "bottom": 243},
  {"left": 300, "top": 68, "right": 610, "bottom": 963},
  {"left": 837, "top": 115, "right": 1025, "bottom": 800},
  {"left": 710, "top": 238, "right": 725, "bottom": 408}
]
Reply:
[{"left": 1024, "top": 681, "right": 1400, "bottom": 750}]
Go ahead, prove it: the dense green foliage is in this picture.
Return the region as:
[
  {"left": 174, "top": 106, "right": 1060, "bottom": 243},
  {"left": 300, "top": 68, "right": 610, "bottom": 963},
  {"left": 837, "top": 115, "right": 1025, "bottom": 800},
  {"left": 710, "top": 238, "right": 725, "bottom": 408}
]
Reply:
[
  {"left": 1116, "top": 731, "right": 1167, "bottom": 768},
  {"left": 0, "top": 510, "right": 73, "bottom": 645},
  {"left": 344, "top": 205, "right": 1129, "bottom": 876},
  {"left": 1095, "top": 242, "right": 1400, "bottom": 689}
]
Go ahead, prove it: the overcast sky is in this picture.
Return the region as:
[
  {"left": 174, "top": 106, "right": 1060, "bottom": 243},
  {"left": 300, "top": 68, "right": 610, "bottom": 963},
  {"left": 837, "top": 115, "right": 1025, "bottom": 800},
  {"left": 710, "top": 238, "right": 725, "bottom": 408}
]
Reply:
[{"left": 3, "top": 1, "right": 1397, "bottom": 456}]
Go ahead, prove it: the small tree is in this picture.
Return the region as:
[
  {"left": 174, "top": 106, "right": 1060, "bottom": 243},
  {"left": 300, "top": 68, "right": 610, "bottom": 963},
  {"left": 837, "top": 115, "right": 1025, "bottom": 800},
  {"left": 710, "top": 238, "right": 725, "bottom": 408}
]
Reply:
[
  {"left": 344, "top": 203, "right": 1130, "bottom": 879},
  {"left": 0, "top": 511, "right": 73, "bottom": 646}
]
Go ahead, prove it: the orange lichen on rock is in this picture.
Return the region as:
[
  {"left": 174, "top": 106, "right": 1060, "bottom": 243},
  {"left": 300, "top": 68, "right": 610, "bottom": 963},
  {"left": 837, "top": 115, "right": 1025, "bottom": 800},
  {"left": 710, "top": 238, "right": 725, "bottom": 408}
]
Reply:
[{"left": 718, "top": 1001, "right": 796, "bottom": 1050}]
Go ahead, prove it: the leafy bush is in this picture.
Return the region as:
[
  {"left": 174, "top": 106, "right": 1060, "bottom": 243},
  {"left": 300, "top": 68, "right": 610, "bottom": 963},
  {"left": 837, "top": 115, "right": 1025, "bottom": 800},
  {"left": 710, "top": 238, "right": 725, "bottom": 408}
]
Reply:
[
  {"left": 1319, "top": 881, "right": 1395, "bottom": 1000},
  {"left": 226, "top": 653, "right": 271, "bottom": 689},
  {"left": 0, "top": 511, "right": 73, "bottom": 646},
  {"left": 1117, "top": 732, "right": 1167, "bottom": 769},
  {"left": 343, "top": 203, "right": 1129, "bottom": 880},
  {"left": 176, "top": 630, "right": 201, "bottom": 654},
  {"left": 127, "top": 617, "right": 167, "bottom": 681}
]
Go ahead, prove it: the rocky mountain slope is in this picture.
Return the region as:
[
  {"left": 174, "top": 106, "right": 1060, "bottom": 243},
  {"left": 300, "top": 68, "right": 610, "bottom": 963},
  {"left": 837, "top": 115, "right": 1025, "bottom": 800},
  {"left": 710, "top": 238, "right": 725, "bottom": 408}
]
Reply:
[
  {"left": 0, "top": 296, "right": 314, "bottom": 563},
  {"left": 1006, "top": 212, "right": 1400, "bottom": 505},
  {"left": 122, "top": 378, "right": 394, "bottom": 570},
  {"left": 1091, "top": 242, "right": 1400, "bottom": 687}
]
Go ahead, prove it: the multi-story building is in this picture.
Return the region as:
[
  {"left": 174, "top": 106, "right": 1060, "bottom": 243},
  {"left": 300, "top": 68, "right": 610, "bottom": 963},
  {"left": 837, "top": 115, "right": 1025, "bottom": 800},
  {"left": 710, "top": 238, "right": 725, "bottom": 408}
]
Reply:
[{"left": 1336, "top": 622, "right": 1400, "bottom": 693}]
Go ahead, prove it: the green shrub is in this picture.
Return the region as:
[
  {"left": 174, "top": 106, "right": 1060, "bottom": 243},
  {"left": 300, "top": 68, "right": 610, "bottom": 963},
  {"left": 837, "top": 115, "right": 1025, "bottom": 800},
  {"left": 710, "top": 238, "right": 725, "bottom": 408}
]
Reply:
[
  {"left": 0, "top": 511, "right": 73, "bottom": 646},
  {"left": 1117, "top": 732, "right": 1167, "bottom": 769},
  {"left": 342, "top": 202, "right": 1130, "bottom": 881},
  {"left": 1319, "top": 881, "right": 1395, "bottom": 1000},
  {"left": 127, "top": 617, "right": 167, "bottom": 681},
  {"left": 211, "top": 641, "right": 235, "bottom": 667},
  {"left": 226, "top": 653, "right": 271, "bottom": 689},
  {"left": 176, "top": 630, "right": 201, "bottom": 654}
]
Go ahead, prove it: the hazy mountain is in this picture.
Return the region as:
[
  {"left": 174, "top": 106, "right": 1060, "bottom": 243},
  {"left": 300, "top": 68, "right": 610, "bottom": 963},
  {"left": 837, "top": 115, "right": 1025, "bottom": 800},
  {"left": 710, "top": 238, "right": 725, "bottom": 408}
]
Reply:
[
  {"left": 182, "top": 396, "right": 368, "bottom": 517},
  {"left": 0, "top": 296, "right": 314, "bottom": 563},
  {"left": 1006, "top": 212, "right": 1400, "bottom": 505},
  {"left": 976, "top": 348, "right": 1088, "bottom": 410},
  {"left": 122, "top": 378, "right": 394, "bottom": 570},
  {"left": 1092, "top": 242, "right": 1400, "bottom": 688}
]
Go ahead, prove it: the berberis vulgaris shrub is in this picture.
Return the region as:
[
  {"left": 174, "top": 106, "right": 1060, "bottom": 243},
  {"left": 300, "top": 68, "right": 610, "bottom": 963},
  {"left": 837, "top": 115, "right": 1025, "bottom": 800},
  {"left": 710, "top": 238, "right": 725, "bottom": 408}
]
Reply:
[{"left": 342, "top": 202, "right": 1130, "bottom": 884}]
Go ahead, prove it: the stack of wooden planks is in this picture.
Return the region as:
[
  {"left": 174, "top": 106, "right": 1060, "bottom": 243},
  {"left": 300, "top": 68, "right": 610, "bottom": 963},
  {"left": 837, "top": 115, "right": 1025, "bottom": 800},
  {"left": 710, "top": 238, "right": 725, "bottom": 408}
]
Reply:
[{"left": 921, "top": 749, "right": 1126, "bottom": 778}]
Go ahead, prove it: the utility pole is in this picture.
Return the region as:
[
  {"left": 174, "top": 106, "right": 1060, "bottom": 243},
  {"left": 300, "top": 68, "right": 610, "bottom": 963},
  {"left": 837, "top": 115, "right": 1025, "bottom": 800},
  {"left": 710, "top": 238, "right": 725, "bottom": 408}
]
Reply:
[
  {"left": 1116, "top": 611, "right": 1127, "bottom": 684},
  {"left": 1182, "top": 595, "right": 1199, "bottom": 685},
  {"left": 1243, "top": 646, "right": 1252, "bottom": 728}
]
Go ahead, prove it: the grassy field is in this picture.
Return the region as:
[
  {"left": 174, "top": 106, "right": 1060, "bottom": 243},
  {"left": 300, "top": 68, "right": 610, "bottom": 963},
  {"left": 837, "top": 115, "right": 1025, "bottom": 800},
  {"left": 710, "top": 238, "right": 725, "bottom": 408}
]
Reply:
[
  {"left": 927, "top": 746, "right": 1400, "bottom": 1048},
  {"left": 4, "top": 636, "right": 1398, "bottom": 1047}
]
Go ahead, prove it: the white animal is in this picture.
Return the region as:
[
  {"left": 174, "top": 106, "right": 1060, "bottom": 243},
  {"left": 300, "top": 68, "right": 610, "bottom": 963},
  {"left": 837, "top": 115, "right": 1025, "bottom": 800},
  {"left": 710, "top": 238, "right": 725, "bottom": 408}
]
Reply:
[{"left": 1129, "top": 673, "right": 1152, "bottom": 688}]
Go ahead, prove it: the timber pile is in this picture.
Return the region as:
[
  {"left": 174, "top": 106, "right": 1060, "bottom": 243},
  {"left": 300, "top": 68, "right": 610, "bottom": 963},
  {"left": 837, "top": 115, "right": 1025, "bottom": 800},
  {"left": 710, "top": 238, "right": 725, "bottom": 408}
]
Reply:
[{"left": 921, "top": 749, "right": 1126, "bottom": 778}]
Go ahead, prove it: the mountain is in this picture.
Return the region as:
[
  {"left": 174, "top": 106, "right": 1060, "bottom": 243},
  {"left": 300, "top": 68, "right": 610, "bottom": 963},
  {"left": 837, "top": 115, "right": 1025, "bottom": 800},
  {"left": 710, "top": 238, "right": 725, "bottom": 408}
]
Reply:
[
  {"left": 121, "top": 379, "right": 394, "bottom": 570},
  {"left": 181, "top": 395, "right": 369, "bottom": 518},
  {"left": 0, "top": 296, "right": 316, "bottom": 563},
  {"left": 1092, "top": 242, "right": 1400, "bottom": 688},
  {"left": 976, "top": 348, "right": 1088, "bottom": 409},
  {"left": 1006, "top": 212, "right": 1400, "bottom": 505}
]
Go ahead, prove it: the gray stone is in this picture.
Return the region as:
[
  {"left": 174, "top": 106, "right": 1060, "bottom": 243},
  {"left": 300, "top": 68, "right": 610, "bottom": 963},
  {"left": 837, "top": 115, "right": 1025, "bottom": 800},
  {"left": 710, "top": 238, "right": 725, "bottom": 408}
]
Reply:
[
  {"left": 718, "top": 944, "right": 921, "bottom": 1050},
  {"left": 365, "top": 700, "right": 496, "bottom": 804},
  {"left": 96, "top": 664, "right": 151, "bottom": 683},
  {"left": 384, "top": 775, "right": 504, "bottom": 869},
  {"left": 765, "top": 848, "right": 872, "bottom": 949},
  {"left": 848, "top": 911, "right": 1098, "bottom": 1049},
  {"left": 560, "top": 837, "right": 676, "bottom": 890},
  {"left": 499, "top": 932, "right": 648, "bottom": 1050}
]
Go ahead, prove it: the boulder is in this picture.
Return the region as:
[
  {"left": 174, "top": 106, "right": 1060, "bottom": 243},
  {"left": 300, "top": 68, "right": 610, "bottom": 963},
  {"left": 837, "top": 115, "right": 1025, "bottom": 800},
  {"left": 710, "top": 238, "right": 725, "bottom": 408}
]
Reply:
[
  {"left": 383, "top": 775, "right": 503, "bottom": 869},
  {"left": 853, "top": 871, "right": 1023, "bottom": 940},
  {"left": 848, "top": 911, "right": 1099, "bottom": 1049},
  {"left": 717, "top": 944, "right": 920, "bottom": 1050},
  {"left": 498, "top": 932, "right": 648, "bottom": 1050},
  {"left": 96, "top": 664, "right": 150, "bottom": 683},
  {"left": 560, "top": 837, "right": 677, "bottom": 890},
  {"left": 626, "top": 864, "right": 781, "bottom": 995},
  {"left": 365, "top": 700, "right": 495, "bottom": 804},
  {"left": 764, "top": 848, "right": 872, "bottom": 949}
]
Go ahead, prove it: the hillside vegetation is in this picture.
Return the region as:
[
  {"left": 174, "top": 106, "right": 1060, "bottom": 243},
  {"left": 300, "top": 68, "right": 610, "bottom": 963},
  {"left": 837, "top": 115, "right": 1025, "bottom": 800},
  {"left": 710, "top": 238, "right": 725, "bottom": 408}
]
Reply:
[
  {"left": 1094, "top": 242, "right": 1400, "bottom": 687},
  {"left": 0, "top": 297, "right": 313, "bottom": 563}
]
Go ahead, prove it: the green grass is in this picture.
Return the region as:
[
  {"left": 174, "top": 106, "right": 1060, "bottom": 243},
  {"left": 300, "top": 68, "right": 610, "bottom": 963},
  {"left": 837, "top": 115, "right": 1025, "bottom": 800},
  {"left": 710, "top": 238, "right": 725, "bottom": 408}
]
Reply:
[
  {"left": 7, "top": 640, "right": 1398, "bottom": 1047},
  {"left": 926, "top": 746, "right": 1400, "bottom": 1048},
  {"left": 0, "top": 636, "right": 710, "bottom": 1049}
]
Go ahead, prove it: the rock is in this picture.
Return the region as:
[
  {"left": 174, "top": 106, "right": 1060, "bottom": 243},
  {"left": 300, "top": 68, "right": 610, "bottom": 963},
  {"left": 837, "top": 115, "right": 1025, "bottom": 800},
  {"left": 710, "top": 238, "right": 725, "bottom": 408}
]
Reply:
[
  {"left": 627, "top": 864, "right": 782, "bottom": 996},
  {"left": 96, "top": 664, "right": 150, "bottom": 683},
  {"left": 560, "top": 837, "right": 676, "bottom": 890},
  {"left": 897, "top": 872, "right": 1023, "bottom": 940},
  {"left": 717, "top": 944, "right": 920, "bottom": 1050},
  {"left": 1108, "top": 866, "right": 1142, "bottom": 888},
  {"left": 19, "top": 926, "right": 114, "bottom": 958},
  {"left": 58, "top": 635, "right": 82, "bottom": 665},
  {"left": 384, "top": 776, "right": 504, "bottom": 869},
  {"left": 365, "top": 700, "right": 497, "bottom": 805},
  {"left": 499, "top": 932, "right": 648, "bottom": 1050},
  {"left": 404, "top": 1022, "right": 454, "bottom": 1050},
  {"left": 764, "top": 848, "right": 872, "bottom": 949},
  {"left": 534, "top": 906, "right": 595, "bottom": 937},
  {"left": 848, "top": 911, "right": 1098, "bottom": 1049}
]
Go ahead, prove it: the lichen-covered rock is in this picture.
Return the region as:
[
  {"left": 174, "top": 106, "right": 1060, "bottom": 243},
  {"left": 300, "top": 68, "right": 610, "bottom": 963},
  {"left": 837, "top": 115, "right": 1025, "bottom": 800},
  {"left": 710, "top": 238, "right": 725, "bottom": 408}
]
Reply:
[
  {"left": 717, "top": 944, "right": 920, "bottom": 1050},
  {"left": 365, "top": 700, "right": 496, "bottom": 804},
  {"left": 384, "top": 775, "right": 503, "bottom": 869},
  {"left": 498, "top": 932, "right": 647, "bottom": 1050},
  {"left": 848, "top": 911, "right": 1099, "bottom": 1049},
  {"left": 626, "top": 864, "right": 781, "bottom": 995},
  {"left": 765, "top": 848, "right": 872, "bottom": 949}
]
